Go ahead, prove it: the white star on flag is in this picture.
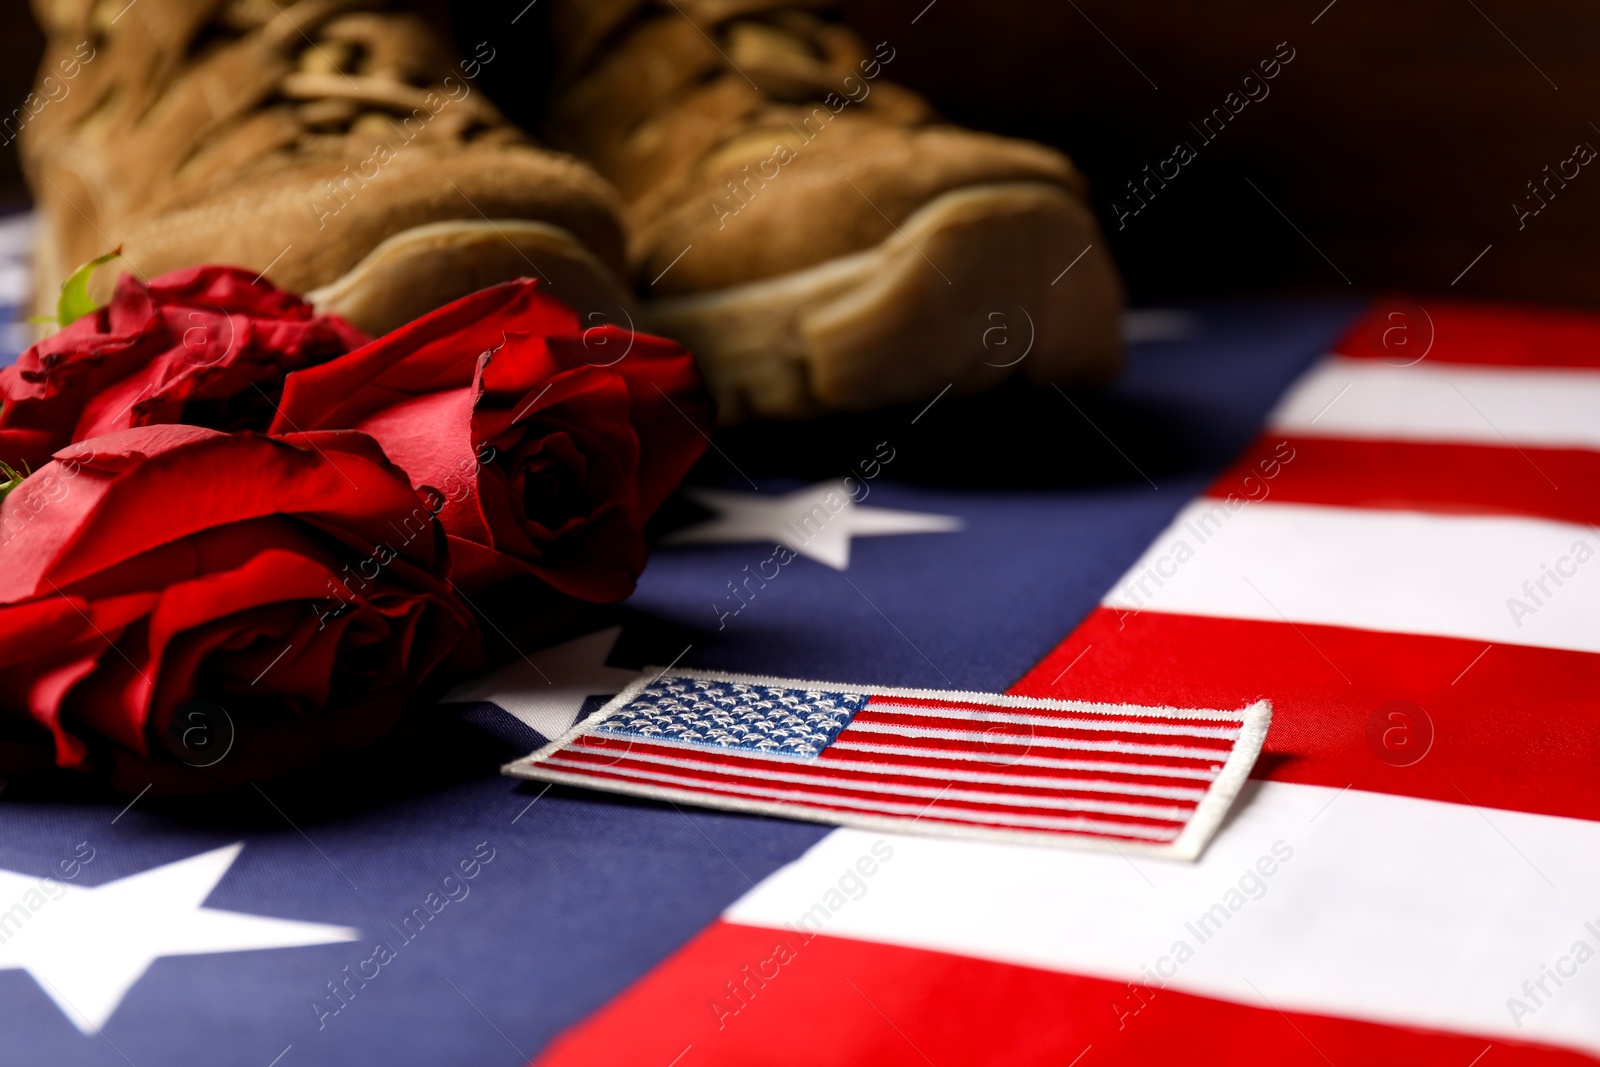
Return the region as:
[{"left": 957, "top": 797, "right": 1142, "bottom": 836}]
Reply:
[
  {"left": 0, "top": 843, "right": 356, "bottom": 1033},
  {"left": 442, "top": 626, "right": 639, "bottom": 739},
  {"left": 664, "top": 480, "right": 961, "bottom": 569}
]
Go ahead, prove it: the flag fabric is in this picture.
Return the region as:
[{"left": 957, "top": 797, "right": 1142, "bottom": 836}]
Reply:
[
  {"left": 3, "top": 201, "right": 1597, "bottom": 1067},
  {"left": 533, "top": 302, "right": 1600, "bottom": 1067},
  {"left": 0, "top": 214, "right": 33, "bottom": 365},
  {"left": 504, "top": 669, "right": 1270, "bottom": 858}
]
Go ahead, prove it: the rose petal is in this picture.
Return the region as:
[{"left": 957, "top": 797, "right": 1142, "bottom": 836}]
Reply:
[{"left": 273, "top": 279, "right": 575, "bottom": 432}]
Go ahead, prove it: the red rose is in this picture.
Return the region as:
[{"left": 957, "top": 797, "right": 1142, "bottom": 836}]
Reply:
[
  {"left": 0, "top": 424, "right": 474, "bottom": 790},
  {"left": 271, "top": 279, "right": 712, "bottom": 601},
  {"left": 0, "top": 266, "right": 367, "bottom": 471}
]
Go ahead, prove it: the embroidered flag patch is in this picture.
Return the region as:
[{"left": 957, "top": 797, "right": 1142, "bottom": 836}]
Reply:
[{"left": 504, "top": 669, "right": 1271, "bottom": 859}]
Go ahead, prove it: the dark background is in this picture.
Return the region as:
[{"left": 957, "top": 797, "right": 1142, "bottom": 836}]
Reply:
[{"left": 4, "top": 0, "right": 1595, "bottom": 306}]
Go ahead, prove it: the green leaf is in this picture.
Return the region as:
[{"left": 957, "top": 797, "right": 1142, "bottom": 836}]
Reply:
[
  {"left": 0, "top": 460, "right": 28, "bottom": 504},
  {"left": 56, "top": 247, "right": 122, "bottom": 327}
]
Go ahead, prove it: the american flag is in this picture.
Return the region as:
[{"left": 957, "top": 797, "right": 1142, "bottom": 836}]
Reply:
[
  {"left": 504, "top": 671, "right": 1270, "bottom": 858},
  {"left": 6, "top": 226, "right": 1597, "bottom": 1067},
  {"left": 534, "top": 302, "right": 1600, "bottom": 1067}
]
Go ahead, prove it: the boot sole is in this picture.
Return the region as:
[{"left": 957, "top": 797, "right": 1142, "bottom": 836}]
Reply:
[
  {"left": 643, "top": 182, "right": 1124, "bottom": 422},
  {"left": 306, "top": 219, "right": 639, "bottom": 337}
]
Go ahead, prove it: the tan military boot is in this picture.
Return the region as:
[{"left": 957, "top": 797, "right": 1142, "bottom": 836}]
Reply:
[
  {"left": 21, "top": 0, "right": 635, "bottom": 336},
  {"left": 542, "top": 0, "right": 1124, "bottom": 421}
]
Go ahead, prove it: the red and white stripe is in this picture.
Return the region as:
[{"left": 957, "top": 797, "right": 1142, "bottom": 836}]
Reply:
[
  {"left": 511, "top": 680, "right": 1268, "bottom": 857},
  {"left": 534, "top": 302, "right": 1600, "bottom": 1066}
]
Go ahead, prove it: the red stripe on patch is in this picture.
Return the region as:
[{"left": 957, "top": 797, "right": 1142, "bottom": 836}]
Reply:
[
  {"left": 846, "top": 709, "right": 1238, "bottom": 752},
  {"left": 563, "top": 736, "right": 1210, "bottom": 799},
  {"left": 862, "top": 694, "right": 1245, "bottom": 726},
  {"left": 542, "top": 757, "right": 1189, "bottom": 839}
]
